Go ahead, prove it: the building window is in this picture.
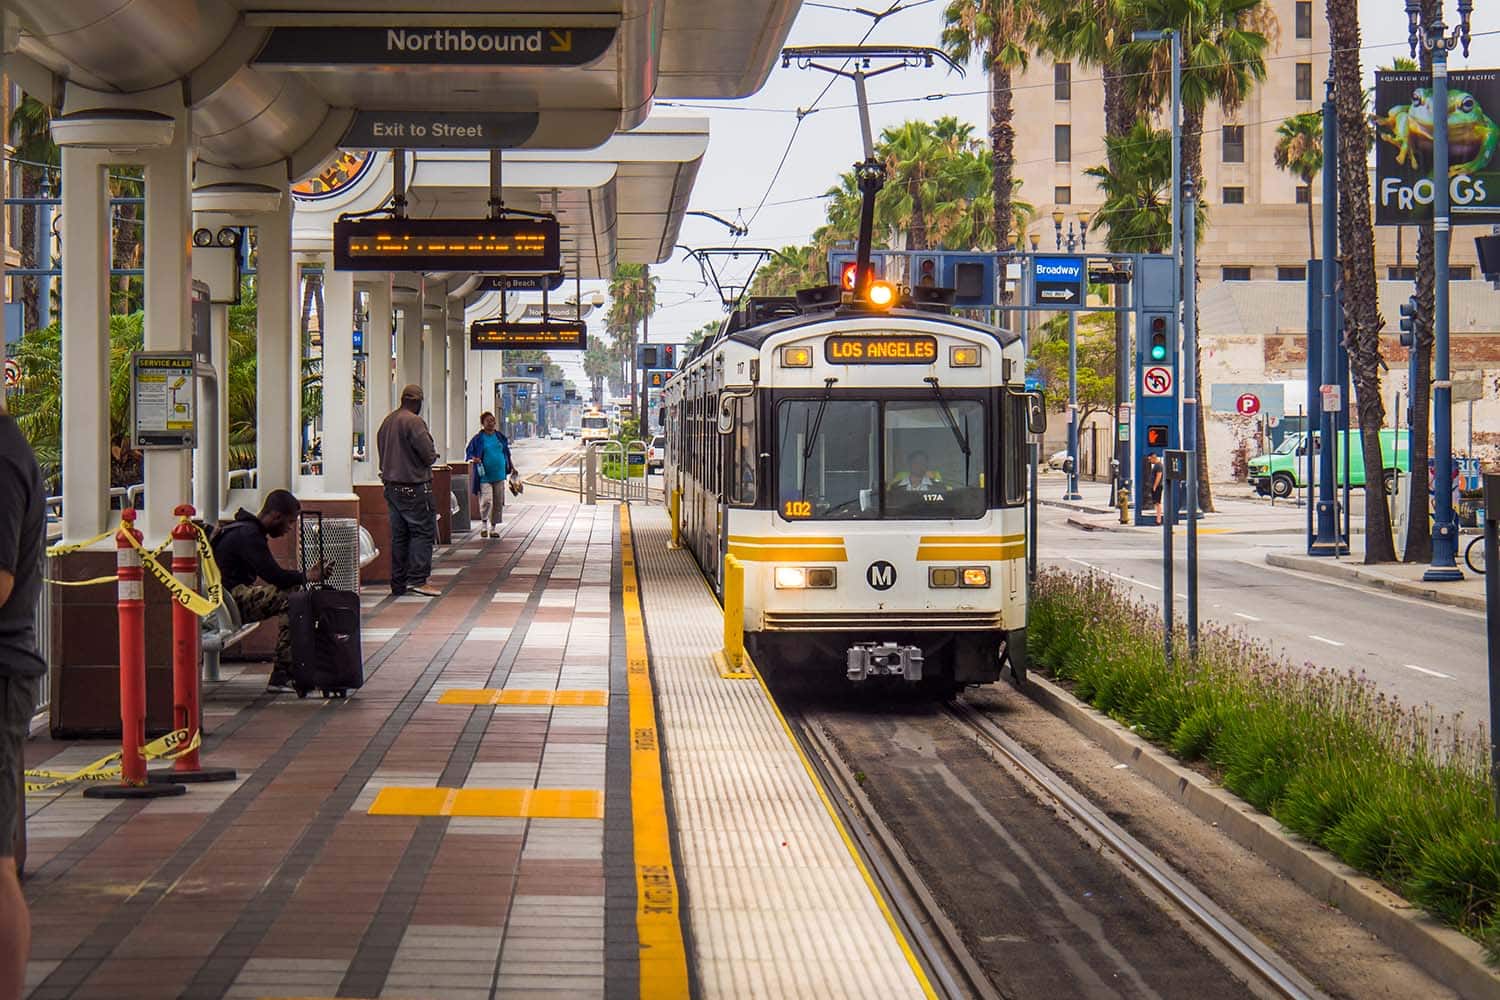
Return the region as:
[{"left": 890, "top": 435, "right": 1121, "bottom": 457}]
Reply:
[
  {"left": 1295, "top": 185, "right": 1311, "bottom": 204},
  {"left": 1296, "top": 1, "right": 1313, "bottom": 38},
  {"left": 1278, "top": 266, "right": 1307, "bottom": 282},
  {"left": 1295, "top": 63, "right": 1313, "bottom": 101},
  {"left": 1054, "top": 63, "right": 1071, "bottom": 101},
  {"left": 1388, "top": 265, "right": 1417, "bottom": 281},
  {"left": 1054, "top": 124, "right": 1071, "bottom": 163},
  {"left": 1054, "top": 186, "right": 1072, "bottom": 205},
  {"left": 1222, "top": 125, "right": 1245, "bottom": 162},
  {"left": 1222, "top": 186, "right": 1245, "bottom": 204},
  {"left": 1453, "top": 266, "right": 1473, "bottom": 280},
  {"left": 1222, "top": 266, "right": 1252, "bottom": 282}
]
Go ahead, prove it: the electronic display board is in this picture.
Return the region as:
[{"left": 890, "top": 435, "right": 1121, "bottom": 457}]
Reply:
[
  {"left": 470, "top": 319, "right": 587, "bottom": 351},
  {"left": 334, "top": 217, "right": 560, "bottom": 272},
  {"left": 825, "top": 335, "right": 938, "bottom": 364}
]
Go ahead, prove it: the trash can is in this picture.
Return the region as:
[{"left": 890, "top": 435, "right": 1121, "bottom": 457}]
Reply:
[{"left": 448, "top": 462, "right": 471, "bottom": 532}]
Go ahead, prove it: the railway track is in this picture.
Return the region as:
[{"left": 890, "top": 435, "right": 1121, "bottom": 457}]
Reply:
[{"left": 784, "top": 688, "right": 1331, "bottom": 1000}]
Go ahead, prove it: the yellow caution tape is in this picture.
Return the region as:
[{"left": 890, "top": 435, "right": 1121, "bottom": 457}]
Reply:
[
  {"left": 192, "top": 521, "right": 224, "bottom": 613},
  {"left": 43, "top": 537, "right": 170, "bottom": 590},
  {"left": 42, "top": 514, "right": 223, "bottom": 613},
  {"left": 45, "top": 575, "right": 123, "bottom": 588},
  {"left": 44, "top": 528, "right": 116, "bottom": 558},
  {"left": 24, "top": 726, "right": 202, "bottom": 793},
  {"left": 123, "top": 522, "right": 220, "bottom": 618}
]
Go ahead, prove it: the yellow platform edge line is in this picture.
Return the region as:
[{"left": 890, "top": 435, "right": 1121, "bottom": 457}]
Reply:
[
  {"left": 620, "top": 505, "right": 692, "bottom": 998},
  {"left": 746, "top": 651, "right": 940, "bottom": 1000}
]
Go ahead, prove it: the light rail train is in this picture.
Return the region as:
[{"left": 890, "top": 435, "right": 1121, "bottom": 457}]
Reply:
[
  {"left": 579, "top": 408, "right": 611, "bottom": 444},
  {"left": 662, "top": 281, "right": 1041, "bottom": 693}
]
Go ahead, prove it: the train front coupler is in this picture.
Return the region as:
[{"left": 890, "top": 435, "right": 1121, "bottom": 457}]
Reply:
[{"left": 846, "top": 642, "right": 924, "bottom": 683}]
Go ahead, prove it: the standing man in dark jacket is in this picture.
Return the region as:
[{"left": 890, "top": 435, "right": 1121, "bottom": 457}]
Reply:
[
  {"left": 210, "top": 489, "right": 329, "bottom": 693},
  {"left": 0, "top": 396, "right": 41, "bottom": 995},
  {"left": 377, "top": 384, "right": 440, "bottom": 598}
]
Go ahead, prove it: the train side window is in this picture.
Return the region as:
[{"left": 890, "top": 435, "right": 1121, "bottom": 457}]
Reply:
[
  {"left": 1003, "top": 391, "right": 1027, "bottom": 506},
  {"left": 729, "top": 395, "right": 757, "bottom": 505}
]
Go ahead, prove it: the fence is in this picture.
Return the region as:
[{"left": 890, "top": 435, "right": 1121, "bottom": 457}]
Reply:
[{"left": 585, "top": 441, "right": 649, "bottom": 503}]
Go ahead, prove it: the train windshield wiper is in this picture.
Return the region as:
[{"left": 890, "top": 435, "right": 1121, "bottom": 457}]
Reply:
[
  {"left": 924, "top": 377, "right": 970, "bottom": 467},
  {"left": 800, "top": 378, "right": 838, "bottom": 500}
]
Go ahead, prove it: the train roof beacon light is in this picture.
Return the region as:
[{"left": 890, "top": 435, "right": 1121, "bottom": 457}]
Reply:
[
  {"left": 867, "top": 280, "right": 896, "bottom": 308},
  {"left": 1149, "top": 316, "right": 1168, "bottom": 362}
]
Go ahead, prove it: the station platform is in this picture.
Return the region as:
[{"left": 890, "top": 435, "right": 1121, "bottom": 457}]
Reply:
[{"left": 18, "top": 497, "right": 929, "bottom": 1000}]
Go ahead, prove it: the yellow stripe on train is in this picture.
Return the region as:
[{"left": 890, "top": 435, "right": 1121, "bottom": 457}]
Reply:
[
  {"left": 728, "top": 545, "right": 848, "bottom": 563},
  {"left": 916, "top": 544, "right": 1026, "bottom": 561}
]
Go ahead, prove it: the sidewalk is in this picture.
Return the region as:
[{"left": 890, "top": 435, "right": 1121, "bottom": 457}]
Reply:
[
  {"left": 1048, "top": 476, "right": 1315, "bottom": 535},
  {"left": 1264, "top": 545, "right": 1486, "bottom": 612}
]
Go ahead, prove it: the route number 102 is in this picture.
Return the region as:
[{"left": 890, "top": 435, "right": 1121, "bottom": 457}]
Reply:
[{"left": 783, "top": 500, "right": 812, "bottom": 518}]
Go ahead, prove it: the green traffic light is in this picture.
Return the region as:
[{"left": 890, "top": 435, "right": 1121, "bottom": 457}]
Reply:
[{"left": 1150, "top": 344, "right": 1167, "bottom": 361}]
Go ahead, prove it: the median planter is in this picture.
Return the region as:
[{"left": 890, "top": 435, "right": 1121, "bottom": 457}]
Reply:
[{"left": 1029, "top": 569, "right": 1500, "bottom": 955}]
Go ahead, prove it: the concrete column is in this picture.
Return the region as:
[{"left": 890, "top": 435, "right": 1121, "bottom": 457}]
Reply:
[
  {"left": 256, "top": 195, "right": 295, "bottom": 493},
  {"left": 422, "top": 279, "right": 447, "bottom": 458},
  {"left": 319, "top": 256, "right": 355, "bottom": 494},
  {"left": 59, "top": 148, "right": 111, "bottom": 542},
  {"left": 394, "top": 273, "right": 422, "bottom": 393},
  {"left": 447, "top": 297, "right": 466, "bottom": 459},
  {"left": 357, "top": 276, "right": 393, "bottom": 483},
  {"left": 138, "top": 107, "right": 194, "bottom": 542}
]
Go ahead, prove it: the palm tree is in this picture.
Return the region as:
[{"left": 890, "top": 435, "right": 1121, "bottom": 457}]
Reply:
[
  {"left": 9, "top": 94, "right": 57, "bottom": 335},
  {"left": 1085, "top": 120, "right": 1181, "bottom": 253},
  {"left": 583, "top": 337, "right": 614, "bottom": 404},
  {"left": 1273, "top": 112, "right": 1323, "bottom": 259},
  {"left": 1121, "top": 0, "right": 1275, "bottom": 513},
  {"left": 1325, "top": 1, "right": 1395, "bottom": 562},
  {"left": 1033, "top": 0, "right": 1146, "bottom": 155},
  {"left": 606, "top": 263, "right": 657, "bottom": 406},
  {"left": 941, "top": 0, "right": 1038, "bottom": 297}
]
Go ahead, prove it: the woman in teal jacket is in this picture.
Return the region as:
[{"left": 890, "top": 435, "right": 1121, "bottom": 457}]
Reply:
[{"left": 465, "top": 412, "right": 516, "bottom": 537}]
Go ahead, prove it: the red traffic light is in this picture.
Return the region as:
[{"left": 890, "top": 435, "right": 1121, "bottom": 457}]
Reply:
[{"left": 841, "top": 262, "right": 859, "bottom": 290}]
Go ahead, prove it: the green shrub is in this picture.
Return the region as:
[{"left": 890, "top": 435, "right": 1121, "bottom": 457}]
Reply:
[{"left": 1029, "top": 569, "right": 1500, "bottom": 954}]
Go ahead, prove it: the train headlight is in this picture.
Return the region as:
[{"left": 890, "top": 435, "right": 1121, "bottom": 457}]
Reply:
[
  {"left": 950, "top": 346, "right": 981, "bottom": 367},
  {"left": 774, "top": 567, "right": 808, "bottom": 589},
  {"left": 962, "top": 568, "right": 990, "bottom": 588},
  {"left": 806, "top": 568, "right": 837, "bottom": 588},
  {"left": 929, "top": 568, "right": 959, "bottom": 588},
  {"left": 867, "top": 280, "right": 896, "bottom": 308},
  {"left": 781, "top": 346, "right": 813, "bottom": 368}
]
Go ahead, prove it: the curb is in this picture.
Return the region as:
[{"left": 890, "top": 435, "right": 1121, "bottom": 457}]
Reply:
[
  {"left": 1265, "top": 553, "right": 1485, "bottom": 612},
  {"left": 1040, "top": 499, "right": 1118, "bottom": 516},
  {"left": 1065, "top": 516, "right": 1128, "bottom": 533},
  {"left": 1024, "top": 674, "right": 1500, "bottom": 999}
]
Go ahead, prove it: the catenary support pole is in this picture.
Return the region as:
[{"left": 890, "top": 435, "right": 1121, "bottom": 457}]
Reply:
[
  {"left": 1182, "top": 178, "right": 1199, "bottom": 651},
  {"left": 1312, "top": 73, "right": 1344, "bottom": 555},
  {"left": 1427, "top": 16, "right": 1463, "bottom": 580},
  {"left": 1065, "top": 310, "right": 1081, "bottom": 500}
]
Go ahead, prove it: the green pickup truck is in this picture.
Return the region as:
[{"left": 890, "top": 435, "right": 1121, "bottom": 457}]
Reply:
[{"left": 1249, "top": 429, "right": 1408, "bottom": 498}]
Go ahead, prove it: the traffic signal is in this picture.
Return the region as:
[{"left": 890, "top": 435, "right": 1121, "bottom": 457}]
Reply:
[
  {"left": 639, "top": 344, "right": 659, "bottom": 369},
  {"left": 1149, "top": 316, "right": 1169, "bottom": 362},
  {"left": 660, "top": 344, "right": 676, "bottom": 369},
  {"left": 840, "top": 261, "right": 859, "bottom": 291},
  {"left": 915, "top": 255, "right": 938, "bottom": 288},
  {"left": 1398, "top": 295, "right": 1418, "bottom": 348},
  {"left": 1146, "top": 425, "right": 1169, "bottom": 448}
]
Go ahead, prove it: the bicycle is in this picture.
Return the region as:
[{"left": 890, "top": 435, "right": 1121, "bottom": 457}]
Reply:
[{"left": 1465, "top": 533, "right": 1487, "bottom": 575}]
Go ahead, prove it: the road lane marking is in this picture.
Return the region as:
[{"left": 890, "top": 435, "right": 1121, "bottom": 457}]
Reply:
[
  {"left": 1308, "top": 634, "right": 1344, "bottom": 647},
  {"left": 1404, "top": 664, "right": 1453, "bottom": 679},
  {"left": 1065, "top": 557, "right": 1162, "bottom": 590},
  {"left": 1234, "top": 612, "right": 1262, "bottom": 621}
]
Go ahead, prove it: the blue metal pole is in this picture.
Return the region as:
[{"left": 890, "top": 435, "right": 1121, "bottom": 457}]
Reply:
[
  {"left": 1183, "top": 178, "right": 1199, "bottom": 650},
  {"left": 1312, "top": 74, "right": 1344, "bottom": 555},
  {"left": 1170, "top": 31, "right": 1182, "bottom": 315},
  {"left": 1427, "top": 25, "right": 1463, "bottom": 580},
  {"left": 1066, "top": 309, "right": 1081, "bottom": 500}
]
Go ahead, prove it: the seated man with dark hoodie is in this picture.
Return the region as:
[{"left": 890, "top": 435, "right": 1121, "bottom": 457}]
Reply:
[{"left": 210, "top": 490, "right": 329, "bottom": 693}]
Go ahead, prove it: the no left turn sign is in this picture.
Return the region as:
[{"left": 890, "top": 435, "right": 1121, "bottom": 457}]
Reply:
[{"left": 1143, "top": 366, "right": 1173, "bottom": 397}]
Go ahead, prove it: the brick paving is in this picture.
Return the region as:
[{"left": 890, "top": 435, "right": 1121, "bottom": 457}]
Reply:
[{"left": 20, "top": 502, "right": 634, "bottom": 1000}]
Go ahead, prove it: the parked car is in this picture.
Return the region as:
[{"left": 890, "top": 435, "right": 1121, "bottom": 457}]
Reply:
[
  {"left": 1248, "top": 429, "right": 1408, "bottom": 498},
  {"left": 647, "top": 435, "right": 666, "bottom": 473},
  {"left": 1047, "top": 448, "right": 1072, "bottom": 471},
  {"left": 565, "top": 426, "right": 581, "bottom": 439},
  {"left": 548, "top": 427, "right": 564, "bottom": 441}
]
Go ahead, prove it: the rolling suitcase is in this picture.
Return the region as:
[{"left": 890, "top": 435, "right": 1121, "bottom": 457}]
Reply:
[{"left": 287, "top": 512, "right": 364, "bottom": 699}]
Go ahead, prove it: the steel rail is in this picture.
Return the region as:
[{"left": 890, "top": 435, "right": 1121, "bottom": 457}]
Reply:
[
  {"left": 788, "top": 708, "right": 1003, "bottom": 1000},
  {"left": 947, "top": 700, "right": 1331, "bottom": 1000}
]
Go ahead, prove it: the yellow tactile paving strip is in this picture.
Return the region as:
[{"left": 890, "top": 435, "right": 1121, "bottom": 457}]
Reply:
[
  {"left": 436, "top": 688, "right": 609, "bottom": 706},
  {"left": 620, "top": 505, "right": 693, "bottom": 997},
  {"left": 367, "top": 786, "right": 604, "bottom": 820},
  {"left": 632, "top": 505, "right": 929, "bottom": 998}
]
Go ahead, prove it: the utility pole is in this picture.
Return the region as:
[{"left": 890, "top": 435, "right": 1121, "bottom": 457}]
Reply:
[
  {"left": 1311, "top": 70, "right": 1346, "bottom": 555},
  {"left": 1408, "top": 0, "right": 1474, "bottom": 581}
]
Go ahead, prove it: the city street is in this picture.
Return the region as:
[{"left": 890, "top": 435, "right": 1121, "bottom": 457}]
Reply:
[{"left": 1037, "top": 480, "right": 1489, "bottom": 726}]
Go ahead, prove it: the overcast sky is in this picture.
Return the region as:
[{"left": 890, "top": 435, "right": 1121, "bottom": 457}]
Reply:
[{"left": 556, "top": 1, "right": 1500, "bottom": 392}]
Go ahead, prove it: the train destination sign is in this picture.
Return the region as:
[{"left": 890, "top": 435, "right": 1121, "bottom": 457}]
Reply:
[
  {"left": 469, "top": 319, "right": 587, "bottom": 351},
  {"left": 334, "top": 217, "right": 560, "bottom": 272},
  {"left": 478, "top": 273, "right": 566, "bottom": 293},
  {"left": 825, "top": 335, "right": 938, "bottom": 364},
  {"left": 342, "top": 111, "right": 538, "bottom": 149},
  {"left": 253, "top": 25, "right": 616, "bottom": 68}
]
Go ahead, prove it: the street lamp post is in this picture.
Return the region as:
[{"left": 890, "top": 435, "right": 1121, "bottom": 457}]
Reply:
[
  {"left": 1055, "top": 210, "right": 1088, "bottom": 501},
  {"left": 1408, "top": 0, "right": 1474, "bottom": 581}
]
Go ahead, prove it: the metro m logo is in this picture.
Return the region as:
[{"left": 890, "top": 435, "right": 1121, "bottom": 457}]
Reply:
[{"left": 865, "top": 561, "right": 897, "bottom": 591}]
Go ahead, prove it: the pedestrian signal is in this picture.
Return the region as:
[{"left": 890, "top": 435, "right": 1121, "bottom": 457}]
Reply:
[{"left": 1146, "top": 425, "right": 1169, "bottom": 448}]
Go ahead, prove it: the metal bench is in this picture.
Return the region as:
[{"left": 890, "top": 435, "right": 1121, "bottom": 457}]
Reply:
[{"left": 201, "top": 589, "right": 261, "bottom": 682}]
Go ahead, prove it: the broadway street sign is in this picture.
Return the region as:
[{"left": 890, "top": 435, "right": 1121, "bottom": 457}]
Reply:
[
  {"left": 1031, "top": 255, "right": 1085, "bottom": 308},
  {"left": 254, "top": 25, "right": 616, "bottom": 68}
]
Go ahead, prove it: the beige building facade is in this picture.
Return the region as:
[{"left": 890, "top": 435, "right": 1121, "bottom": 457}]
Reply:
[{"left": 1012, "top": 0, "right": 1482, "bottom": 279}]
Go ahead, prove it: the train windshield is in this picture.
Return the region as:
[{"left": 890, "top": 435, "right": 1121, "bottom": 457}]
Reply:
[
  {"left": 581, "top": 416, "right": 609, "bottom": 430},
  {"left": 776, "top": 398, "right": 987, "bottom": 520}
]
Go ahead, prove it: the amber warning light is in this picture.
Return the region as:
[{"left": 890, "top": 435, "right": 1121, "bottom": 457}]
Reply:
[{"left": 333, "top": 217, "right": 560, "bottom": 272}]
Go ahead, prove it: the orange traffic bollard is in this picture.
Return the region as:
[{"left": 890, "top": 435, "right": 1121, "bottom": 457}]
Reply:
[
  {"left": 151, "top": 505, "right": 235, "bottom": 785},
  {"left": 85, "top": 510, "right": 184, "bottom": 799}
]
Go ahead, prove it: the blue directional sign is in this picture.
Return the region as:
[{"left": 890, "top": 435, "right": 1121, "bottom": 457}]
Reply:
[
  {"left": 1024, "top": 375, "right": 1044, "bottom": 393},
  {"left": 1032, "top": 255, "right": 1086, "bottom": 308}
]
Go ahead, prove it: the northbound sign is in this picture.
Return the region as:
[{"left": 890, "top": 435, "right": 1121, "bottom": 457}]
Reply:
[{"left": 253, "top": 25, "right": 617, "bottom": 68}]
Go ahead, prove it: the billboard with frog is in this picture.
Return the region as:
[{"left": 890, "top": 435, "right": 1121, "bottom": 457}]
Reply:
[{"left": 1374, "top": 70, "right": 1500, "bottom": 225}]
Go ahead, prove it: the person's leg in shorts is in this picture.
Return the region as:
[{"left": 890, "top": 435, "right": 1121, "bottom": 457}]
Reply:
[
  {"left": 232, "top": 583, "right": 293, "bottom": 690},
  {"left": 0, "top": 674, "right": 37, "bottom": 998}
]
